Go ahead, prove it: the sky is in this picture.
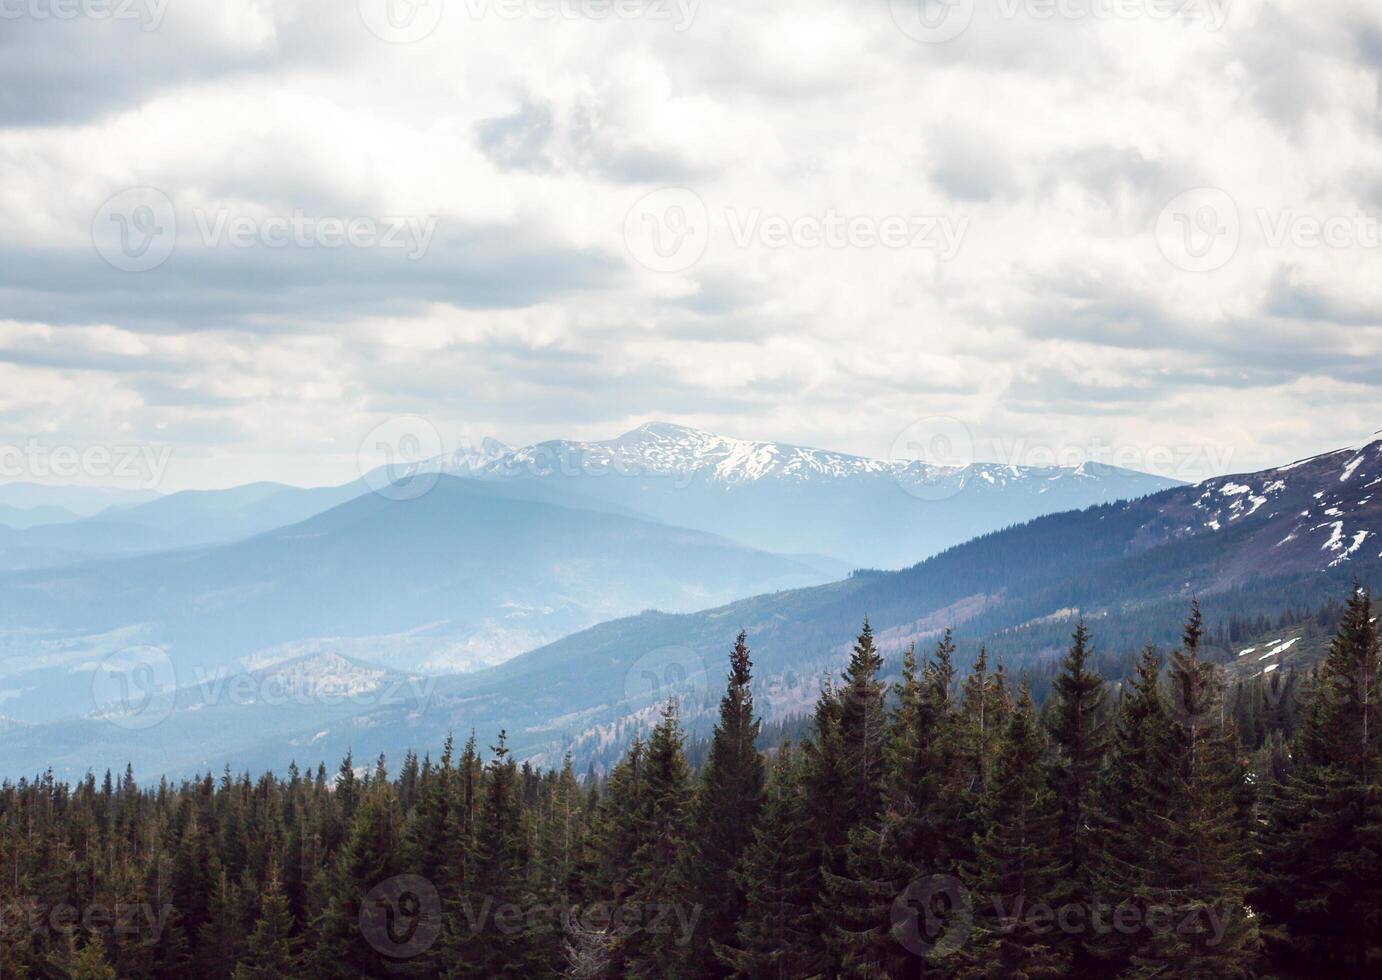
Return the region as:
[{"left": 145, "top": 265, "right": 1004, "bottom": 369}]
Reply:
[{"left": 1, "top": 0, "right": 1380, "bottom": 492}]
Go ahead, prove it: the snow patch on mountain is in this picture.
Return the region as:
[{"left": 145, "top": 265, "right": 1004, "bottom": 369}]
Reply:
[{"left": 445, "top": 421, "right": 1167, "bottom": 492}]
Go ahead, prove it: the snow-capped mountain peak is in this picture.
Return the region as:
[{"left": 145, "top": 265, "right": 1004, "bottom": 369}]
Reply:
[
  {"left": 442, "top": 436, "right": 513, "bottom": 474},
  {"left": 426, "top": 421, "right": 1180, "bottom": 568},
  {"left": 1146, "top": 437, "right": 1382, "bottom": 573},
  {"left": 450, "top": 421, "right": 1175, "bottom": 492}
]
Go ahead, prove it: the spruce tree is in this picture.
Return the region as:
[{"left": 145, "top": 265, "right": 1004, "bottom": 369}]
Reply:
[
  {"left": 816, "top": 620, "right": 890, "bottom": 977},
  {"left": 1089, "top": 643, "right": 1171, "bottom": 974},
  {"left": 446, "top": 732, "right": 541, "bottom": 979},
  {"left": 1127, "top": 602, "right": 1258, "bottom": 979},
  {"left": 678, "top": 631, "right": 767, "bottom": 979},
  {"left": 622, "top": 702, "right": 694, "bottom": 980},
  {"left": 797, "top": 682, "right": 848, "bottom": 977},
  {"left": 964, "top": 683, "right": 1068, "bottom": 979},
  {"left": 821, "top": 633, "right": 968, "bottom": 978},
  {"left": 1043, "top": 619, "right": 1109, "bottom": 972},
  {"left": 309, "top": 783, "right": 410, "bottom": 980},
  {"left": 716, "top": 745, "right": 821, "bottom": 979},
  {"left": 1257, "top": 584, "right": 1382, "bottom": 972},
  {"left": 232, "top": 866, "right": 300, "bottom": 980}
]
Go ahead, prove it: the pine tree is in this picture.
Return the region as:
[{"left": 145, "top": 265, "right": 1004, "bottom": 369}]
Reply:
[
  {"left": 963, "top": 682, "right": 1068, "bottom": 979},
  {"left": 677, "top": 631, "right": 767, "bottom": 979},
  {"left": 795, "top": 682, "right": 848, "bottom": 977},
  {"left": 960, "top": 646, "right": 1007, "bottom": 806},
  {"left": 1125, "top": 602, "right": 1258, "bottom": 979},
  {"left": 622, "top": 701, "right": 694, "bottom": 980},
  {"left": 715, "top": 745, "right": 822, "bottom": 979},
  {"left": 1043, "top": 619, "right": 1108, "bottom": 971},
  {"left": 820, "top": 632, "right": 968, "bottom": 978},
  {"left": 812, "top": 622, "right": 891, "bottom": 975},
  {"left": 446, "top": 732, "right": 542, "bottom": 979},
  {"left": 233, "top": 866, "right": 300, "bottom": 979},
  {"left": 584, "top": 734, "right": 648, "bottom": 978},
  {"left": 1089, "top": 643, "right": 1171, "bottom": 974},
  {"left": 1257, "top": 584, "right": 1382, "bottom": 973},
  {"left": 67, "top": 935, "right": 119, "bottom": 980},
  {"left": 309, "top": 783, "right": 408, "bottom": 980}
]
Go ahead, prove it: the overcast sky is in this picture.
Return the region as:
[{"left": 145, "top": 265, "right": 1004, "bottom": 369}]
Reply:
[{"left": 1, "top": 0, "right": 1380, "bottom": 490}]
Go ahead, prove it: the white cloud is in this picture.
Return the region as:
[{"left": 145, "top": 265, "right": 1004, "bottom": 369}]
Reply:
[{"left": 0, "top": 0, "right": 1380, "bottom": 490}]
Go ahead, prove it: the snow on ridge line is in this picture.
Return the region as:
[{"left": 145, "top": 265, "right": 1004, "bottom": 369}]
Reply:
[{"left": 438, "top": 422, "right": 1177, "bottom": 488}]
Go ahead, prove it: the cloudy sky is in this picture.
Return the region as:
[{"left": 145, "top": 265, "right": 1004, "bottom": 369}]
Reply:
[{"left": 1, "top": 0, "right": 1380, "bottom": 491}]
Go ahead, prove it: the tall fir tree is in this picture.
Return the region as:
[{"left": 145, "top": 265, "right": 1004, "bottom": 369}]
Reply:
[
  {"left": 1126, "top": 602, "right": 1258, "bottom": 979},
  {"left": 816, "top": 620, "right": 891, "bottom": 977},
  {"left": 232, "top": 865, "right": 300, "bottom": 980},
  {"left": 445, "top": 732, "right": 545, "bottom": 979},
  {"left": 1089, "top": 643, "right": 1173, "bottom": 974},
  {"left": 622, "top": 702, "right": 694, "bottom": 980},
  {"left": 963, "top": 682, "right": 1069, "bottom": 980},
  {"left": 1043, "top": 619, "right": 1109, "bottom": 972},
  {"left": 1257, "top": 584, "right": 1382, "bottom": 973},
  {"left": 716, "top": 744, "right": 822, "bottom": 979},
  {"left": 677, "top": 631, "right": 767, "bottom": 979},
  {"left": 309, "top": 782, "right": 407, "bottom": 980}
]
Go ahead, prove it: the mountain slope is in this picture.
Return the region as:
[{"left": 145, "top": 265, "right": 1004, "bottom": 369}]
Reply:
[
  {"left": 0, "top": 476, "right": 840, "bottom": 729},
  {"left": 0, "top": 480, "right": 373, "bottom": 570},
  {"left": 448, "top": 422, "right": 1181, "bottom": 567},
  {"left": 219, "top": 435, "right": 1382, "bottom": 775},
  {"left": 0, "top": 503, "right": 80, "bottom": 529},
  {"left": 3, "top": 437, "right": 1371, "bottom": 780}
]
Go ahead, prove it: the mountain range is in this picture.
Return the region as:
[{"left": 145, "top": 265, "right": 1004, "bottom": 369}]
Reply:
[
  {"left": 0, "top": 432, "right": 1374, "bottom": 780},
  {"left": 0, "top": 476, "right": 841, "bottom": 726},
  {"left": 0, "top": 423, "right": 1175, "bottom": 573},
  {"left": 438, "top": 422, "right": 1180, "bottom": 568}
]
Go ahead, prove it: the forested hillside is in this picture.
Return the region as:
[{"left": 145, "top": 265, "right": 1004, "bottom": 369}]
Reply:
[{"left": 3, "top": 584, "right": 1377, "bottom": 978}]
